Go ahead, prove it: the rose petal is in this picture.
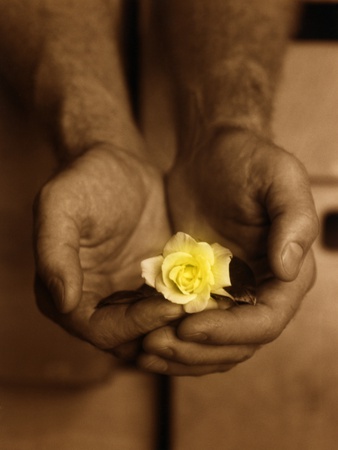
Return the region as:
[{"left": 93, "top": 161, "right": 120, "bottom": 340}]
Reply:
[
  {"left": 155, "top": 274, "right": 197, "bottom": 304},
  {"left": 194, "top": 242, "right": 215, "bottom": 265},
  {"left": 162, "top": 252, "right": 195, "bottom": 287},
  {"left": 142, "top": 233, "right": 234, "bottom": 314},
  {"left": 141, "top": 255, "right": 164, "bottom": 288},
  {"left": 183, "top": 287, "right": 211, "bottom": 313},
  {"left": 183, "top": 297, "right": 209, "bottom": 313},
  {"left": 211, "top": 243, "right": 232, "bottom": 288},
  {"left": 204, "top": 297, "right": 219, "bottom": 310},
  {"left": 211, "top": 287, "right": 234, "bottom": 299},
  {"left": 217, "top": 298, "right": 233, "bottom": 310},
  {"left": 163, "top": 232, "right": 196, "bottom": 256},
  {"left": 163, "top": 232, "right": 214, "bottom": 264}
]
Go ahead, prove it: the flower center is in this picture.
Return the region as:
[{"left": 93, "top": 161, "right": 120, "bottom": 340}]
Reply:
[{"left": 169, "top": 263, "right": 203, "bottom": 294}]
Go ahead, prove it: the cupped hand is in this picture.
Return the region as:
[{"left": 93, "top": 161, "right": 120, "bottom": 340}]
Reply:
[
  {"left": 138, "top": 128, "right": 319, "bottom": 375},
  {"left": 34, "top": 145, "right": 185, "bottom": 360}
]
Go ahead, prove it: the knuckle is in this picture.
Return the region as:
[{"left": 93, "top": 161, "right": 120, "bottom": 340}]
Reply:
[
  {"left": 88, "top": 328, "right": 119, "bottom": 350},
  {"left": 111, "top": 343, "right": 139, "bottom": 361},
  {"left": 88, "top": 311, "right": 124, "bottom": 350},
  {"left": 299, "top": 207, "right": 320, "bottom": 236},
  {"left": 143, "top": 327, "right": 173, "bottom": 354},
  {"left": 130, "top": 305, "right": 154, "bottom": 334},
  {"left": 258, "top": 308, "right": 282, "bottom": 344},
  {"left": 237, "top": 346, "right": 257, "bottom": 363}
]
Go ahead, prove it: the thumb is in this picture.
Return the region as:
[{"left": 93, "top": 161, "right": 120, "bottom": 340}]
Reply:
[
  {"left": 33, "top": 192, "right": 83, "bottom": 313},
  {"left": 266, "top": 157, "right": 319, "bottom": 281}
]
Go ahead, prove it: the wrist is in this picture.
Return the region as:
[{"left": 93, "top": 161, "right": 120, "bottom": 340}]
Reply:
[
  {"left": 202, "top": 57, "right": 274, "bottom": 135},
  {"left": 34, "top": 61, "right": 143, "bottom": 162},
  {"left": 174, "top": 57, "right": 275, "bottom": 154}
]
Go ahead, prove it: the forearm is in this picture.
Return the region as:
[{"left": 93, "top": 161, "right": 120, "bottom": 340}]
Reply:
[
  {"left": 0, "top": 0, "right": 141, "bottom": 161},
  {"left": 157, "top": 0, "right": 299, "bottom": 139}
]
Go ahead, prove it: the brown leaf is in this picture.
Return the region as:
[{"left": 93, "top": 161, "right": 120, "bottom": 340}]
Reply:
[
  {"left": 211, "top": 256, "right": 257, "bottom": 306},
  {"left": 227, "top": 256, "right": 257, "bottom": 305}
]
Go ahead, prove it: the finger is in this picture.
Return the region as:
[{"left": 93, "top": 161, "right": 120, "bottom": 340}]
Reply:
[
  {"left": 33, "top": 186, "right": 83, "bottom": 313},
  {"left": 177, "top": 251, "right": 316, "bottom": 346},
  {"left": 265, "top": 152, "right": 319, "bottom": 281},
  {"left": 36, "top": 265, "right": 186, "bottom": 351},
  {"left": 111, "top": 339, "right": 143, "bottom": 361},
  {"left": 35, "top": 274, "right": 85, "bottom": 337},
  {"left": 143, "top": 326, "right": 257, "bottom": 365},
  {"left": 138, "top": 354, "right": 237, "bottom": 376},
  {"left": 35, "top": 274, "right": 62, "bottom": 322},
  {"left": 89, "top": 295, "right": 185, "bottom": 349}
]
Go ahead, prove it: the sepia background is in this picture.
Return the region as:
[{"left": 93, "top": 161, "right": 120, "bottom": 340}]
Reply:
[{"left": 1, "top": 1, "right": 338, "bottom": 449}]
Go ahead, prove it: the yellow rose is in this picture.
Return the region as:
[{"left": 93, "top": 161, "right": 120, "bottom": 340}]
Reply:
[{"left": 141, "top": 232, "right": 233, "bottom": 313}]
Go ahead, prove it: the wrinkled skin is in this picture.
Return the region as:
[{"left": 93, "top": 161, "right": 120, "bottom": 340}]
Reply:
[
  {"left": 34, "top": 145, "right": 185, "bottom": 357},
  {"left": 138, "top": 128, "right": 319, "bottom": 376}
]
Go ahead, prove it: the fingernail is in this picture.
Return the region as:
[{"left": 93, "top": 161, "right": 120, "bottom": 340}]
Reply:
[
  {"left": 49, "top": 277, "right": 65, "bottom": 311},
  {"left": 163, "top": 306, "right": 185, "bottom": 321},
  {"left": 281, "top": 242, "right": 304, "bottom": 278},
  {"left": 143, "top": 356, "right": 168, "bottom": 373},
  {"left": 160, "top": 347, "right": 174, "bottom": 357},
  {"left": 183, "top": 332, "right": 208, "bottom": 342}
]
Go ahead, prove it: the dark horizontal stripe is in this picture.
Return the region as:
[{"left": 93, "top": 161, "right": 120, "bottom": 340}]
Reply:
[{"left": 296, "top": 2, "right": 338, "bottom": 40}]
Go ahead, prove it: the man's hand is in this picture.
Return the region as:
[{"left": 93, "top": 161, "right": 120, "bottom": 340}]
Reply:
[
  {"left": 34, "top": 145, "right": 184, "bottom": 361},
  {"left": 138, "top": 128, "right": 318, "bottom": 376}
]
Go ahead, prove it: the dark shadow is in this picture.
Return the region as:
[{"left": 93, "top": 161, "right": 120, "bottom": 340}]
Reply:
[{"left": 297, "top": 2, "right": 338, "bottom": 40}]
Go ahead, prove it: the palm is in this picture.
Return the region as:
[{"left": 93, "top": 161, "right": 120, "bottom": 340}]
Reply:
[
  {"left": 167, "top": 129, "right": 314, "bottom": 283},
  {"left": 168, "top": 137, "right": 269, "bottom": 276},
  {"left": 35, "top": 146, "right": 178, "bottom": 349},
  {"left": 70, "top": 149, "right": 170, "bottom": 299},
  {"left": 140, "top": 128, "right": 317, "bottom": 375}
]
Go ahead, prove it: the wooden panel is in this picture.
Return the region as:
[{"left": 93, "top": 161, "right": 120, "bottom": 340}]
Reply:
[
  {"left": 274, "top": 43, "right": 338, "bottom": 181},
  {"left": 0, "top": 369, "right": 160, "bottom": 450},
  {"left": 0, "top": 71, "right": 159, "bottom": 450},
  {"left": 172, "top": 185, "right": 338, "bottom": 450},
  {"left": 172, "top": 42, "right": 338, "bottom": 450},
  {"left": 0, "top": 79, "right": 115, "bottom": 386}
]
